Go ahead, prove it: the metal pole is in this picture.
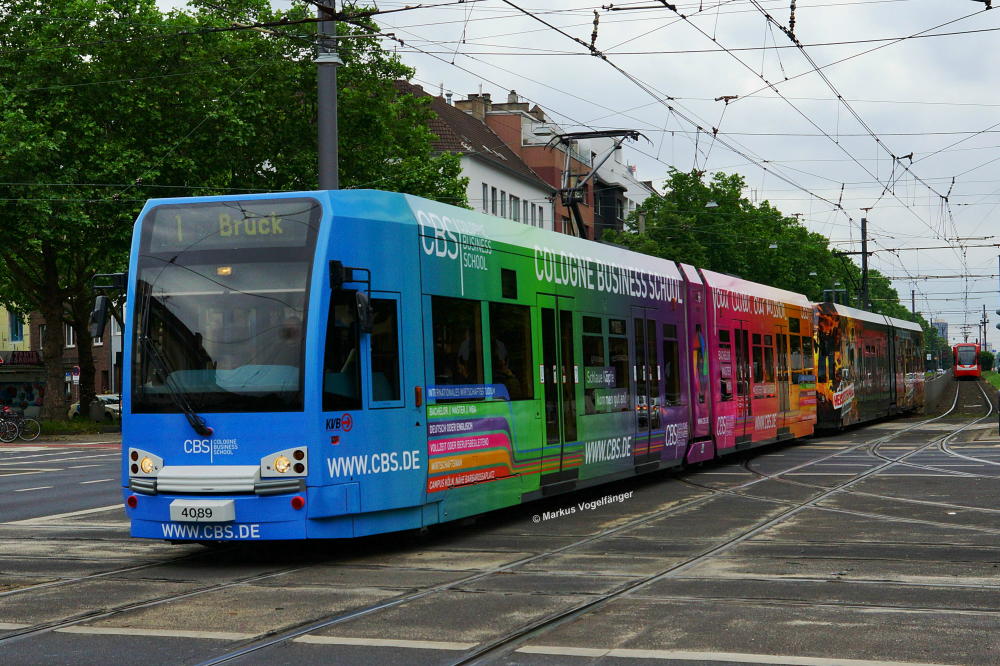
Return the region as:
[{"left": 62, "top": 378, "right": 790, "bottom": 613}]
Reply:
[
  {"left": 317, "top": 1, "right": 342, "bottom": 190},
  {"left": 860, "top": 217, "right": 869, "bottom": 310},
  {"left": 911, "top": 289, "right": 915, "bottom": 314}
]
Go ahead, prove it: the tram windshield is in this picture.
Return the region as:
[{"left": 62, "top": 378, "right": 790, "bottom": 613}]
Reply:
[
  {"left": 132, "top": 198, "right": 320, "bottom": 413},
  {"left": 956, "top": 346, "right": 978, "bottom": 365}
]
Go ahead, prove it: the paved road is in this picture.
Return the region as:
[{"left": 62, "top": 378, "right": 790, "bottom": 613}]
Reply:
[
  {"left": 0, "top": 436, "right": 121, "bottom": 523},
  {"left": 1, "top": 403, "right": 999, "bottom": 665}
]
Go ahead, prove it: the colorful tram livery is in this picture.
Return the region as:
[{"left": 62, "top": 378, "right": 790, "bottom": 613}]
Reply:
[
  {"left": 814, "top": 303, "right": 924, "bottom": 429},
  {"left": 953, "top": 343, "right": 982, "bottom": 380},
  {"left": 119, "top": 190, "right": 924, "bottom": 541}
]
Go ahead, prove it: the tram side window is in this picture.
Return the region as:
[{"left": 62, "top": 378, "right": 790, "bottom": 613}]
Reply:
[
  {"left": 663, "top": 324, "right": 681, "bottom": 406},
  {"left": 323, "top": 292, "right": 361, "bottom": 411},
  {"left": 817, "top": 338, "right": 829, "bottom": 384},
  {"left": 718, "top": 329, "right": 734, "bottom": 402},
  {"left": 608, "top": 318, "right": 630, "bottom": 409},
  {"left": 432, "top": 296, "right": 483, "bottom": 389},
  {"left": 752, "top": 333, "right": 764, "bottom": 384},
  {"left": 583, "top": 316, "right": 606, "bottom": 415},
  {"left": 370, "top": 299, "right": 401, "bottom": 402},
  {"left": 790, "top": 335, "right": 802, "bottom": 375},
  {"left": 801, "top": 337, "right": 814, "bottom": 376},
  {"left": 763, "top": 335, "right": 775, "bottom": 383},
  {"left": 488, "top": 303, "right": 533, "bottom": 401},
  {"left": 735, "top": 329, "right": 750, "bottom": 397}
]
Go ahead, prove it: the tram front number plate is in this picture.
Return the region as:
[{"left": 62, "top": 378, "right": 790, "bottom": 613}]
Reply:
[{"left": 169, "top": 499, "right": 235, "bottom": 523}]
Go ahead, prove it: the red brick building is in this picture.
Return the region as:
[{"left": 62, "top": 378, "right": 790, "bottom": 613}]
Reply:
[{"left": 455, "top": 91, "right": 598, "bottom": 239}]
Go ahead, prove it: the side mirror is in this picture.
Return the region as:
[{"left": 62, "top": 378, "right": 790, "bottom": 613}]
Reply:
[
  {"left": 89, "top": 295, "right": 110, "bottom": 338},
  {"left": 355, "top": 291, "right": 374, "bottom": 334},
  {"left": 330, "top": 260, "right": 346, "bottom": 290}
]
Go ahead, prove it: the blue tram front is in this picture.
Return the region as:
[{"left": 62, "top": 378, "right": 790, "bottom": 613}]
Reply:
[{"left": 123, "top": 192, "right": 431, "bottom": 540}]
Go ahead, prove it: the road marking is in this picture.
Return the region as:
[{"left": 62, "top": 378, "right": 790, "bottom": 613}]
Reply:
[
  {"left": 80, "top": 478, "right": 114, "bottom": 484},
  {"left": 6, "top": 504, "right": 121, "bottom": 525},
  {"left": 517, "top": 645, "right": 950, "bottom": 665},
  {"left": 294, "top": 636, "right": 476, "bottom": 651},
  {"left": 56, "top": 626, "right": 254, "bottom": 641},
  {"left": 69, "top": 464, "right": 101, "bottom": 469},
  {"left": 0, "top": 468, "right": 55, "bottom": 477},
  {"left": 13, "top": 486, "right": 53, "bottom": 492},
  {"left": 0, "top": 623, "right": 29, "bottom": 630}
]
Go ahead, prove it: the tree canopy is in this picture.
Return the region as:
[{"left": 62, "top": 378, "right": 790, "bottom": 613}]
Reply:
[
  {"left": 605, "top": 169, "right": 941, "bottom": 355},
  {"left": 0, "top": 0, "right": 467, "bottom": 417}
]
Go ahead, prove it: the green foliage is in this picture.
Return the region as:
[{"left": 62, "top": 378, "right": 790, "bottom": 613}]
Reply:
[
  {"left": 607, "top": 168, "right": 940, "bottom": 355},
  {"left": 980, "top": 350, "right": 995, "bottom": 372},
  {"left": 0, "top": 0, "right": 467, "bottom": 415},
  {"left": 605, "top": 169, "right": 849, "bottom": 301},
  {"left": 983, "top": 370, "right": 1000, "bottom": 391}
]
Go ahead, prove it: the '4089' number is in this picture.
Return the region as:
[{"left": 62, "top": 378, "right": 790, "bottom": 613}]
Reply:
[{"left": 179, "top": 507, "right": 213, "bottom": 519}]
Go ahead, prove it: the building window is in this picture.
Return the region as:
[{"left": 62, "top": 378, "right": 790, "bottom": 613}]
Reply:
[
  {"left": 482, "top": 183, "right": 489, "bottom": 213},
  {"left": 9, "top": 316, "right": 23, "bottom": 343},
  {"left": 538, "top": 206, "right": 544, "bottom": 228},
  {"left": 491, "top": 187, "right": 498, "bottom": 215},
  {"left": 510, "top": 195, "right": 520, "bottom": 221},
  {"left": 523, "top": 200, "right": 528, "bottom": 224},
  {"left": 531, "top": 205, "right": 537, "bottom": 227},
  {"left": 64, "top": 323, "right": 76, "bottom": 348},
  {"left": 500, "top": 190, "right": 506, "bottom": 217}
]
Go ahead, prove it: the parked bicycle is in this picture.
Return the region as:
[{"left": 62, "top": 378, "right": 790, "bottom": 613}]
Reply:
[{"left": 0, "top": 406, "right": 40, "bottom": 442}]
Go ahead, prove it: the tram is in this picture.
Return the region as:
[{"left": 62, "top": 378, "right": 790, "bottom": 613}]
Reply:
[
  {"left": 101, "top": 189, "right": 923, "bottom": 541},
  {"left": 953, "top": 343, "right": 981, "bottom": 380},
  {"left": 815, "top": 302, "right": 924, "bottom": 429}
]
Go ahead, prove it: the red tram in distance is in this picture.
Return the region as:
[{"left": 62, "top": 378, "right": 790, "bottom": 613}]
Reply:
[{"left": 953, "top": 343, "right": 981, "bottom": 379}]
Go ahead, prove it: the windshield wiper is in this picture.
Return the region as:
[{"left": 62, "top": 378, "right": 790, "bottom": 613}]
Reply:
[{"left": 140, "top": 335, "right": 214, "bottom": 437}]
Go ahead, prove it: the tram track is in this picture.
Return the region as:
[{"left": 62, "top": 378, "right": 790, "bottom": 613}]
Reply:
[
  {"left": 440, "top": 394, "right": 1000, "bottom": 664},
  {"left": 182, "top": 403, "right": 991, "bottom": 665},
  {"left": 865, "top": 386, "right": 997, "bottom": 479},
  {"left": 2, "top": 398, "right": 995, "bottom": 662},
  {"left": 728, "top": 383, "right": 1000, "bottom": 518},
  {"left": 0, "top": 411, "right": 933, "bottom": 658},
  {"left": 938, "top": 381, "right": 1000, "bottom": 468}
]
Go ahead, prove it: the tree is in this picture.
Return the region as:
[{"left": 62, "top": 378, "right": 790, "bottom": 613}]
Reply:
[
  {"left": 605, "top": 169, "right": 852, "bottom": 301},
  {"left": 606, "top": 168, "right": 946, "bottom": 356},
  {"left": 0, "top": 0, "right": 466, "bottom": 419},
  {"left": 980, "top": 350, "right": 994, "bottom": 372}
]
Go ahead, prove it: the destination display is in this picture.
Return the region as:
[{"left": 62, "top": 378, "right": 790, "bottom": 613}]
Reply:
[{"left": 145, "top": 198, "right": 319, "bottom": 253}]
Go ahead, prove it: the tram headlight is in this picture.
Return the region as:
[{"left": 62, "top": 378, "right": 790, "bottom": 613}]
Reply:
[
  {"left": 260, "top": 447, "right": 308, "bottom": 478},
  {"left": 273, "top": 456, "right": 292, "bottom": 474},
  {"left": 128, "top": 448, "right": 163, "bottom": 477}
]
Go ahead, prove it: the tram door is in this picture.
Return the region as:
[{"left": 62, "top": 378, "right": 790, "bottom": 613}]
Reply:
[
  {"left": 632, "top": 307, "right": 663, "bottom": 466},
  {"left": 538, "top": 295, "right": 578, "bottom": 486},
  {"left": 776, "top": 328, "right": 790, "bottom": 424},
  {"left": 733, "top": 321, "right": 753, "bottom": 444}
]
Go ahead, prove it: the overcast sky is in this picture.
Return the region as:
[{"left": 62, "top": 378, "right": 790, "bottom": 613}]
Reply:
[{"left": 164, "top": 1, "right": 1000, "bottom": 347}]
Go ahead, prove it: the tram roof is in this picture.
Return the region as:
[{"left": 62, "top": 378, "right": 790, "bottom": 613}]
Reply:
[
  {"left": 396, "top": 191, "right": 686, "bottom": 281},
  {"left": 824, "top": 303, "right": 923, "bottom": 333},
  {"left": 698, "top": 268, "right": 813, "bottom": 309}
]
